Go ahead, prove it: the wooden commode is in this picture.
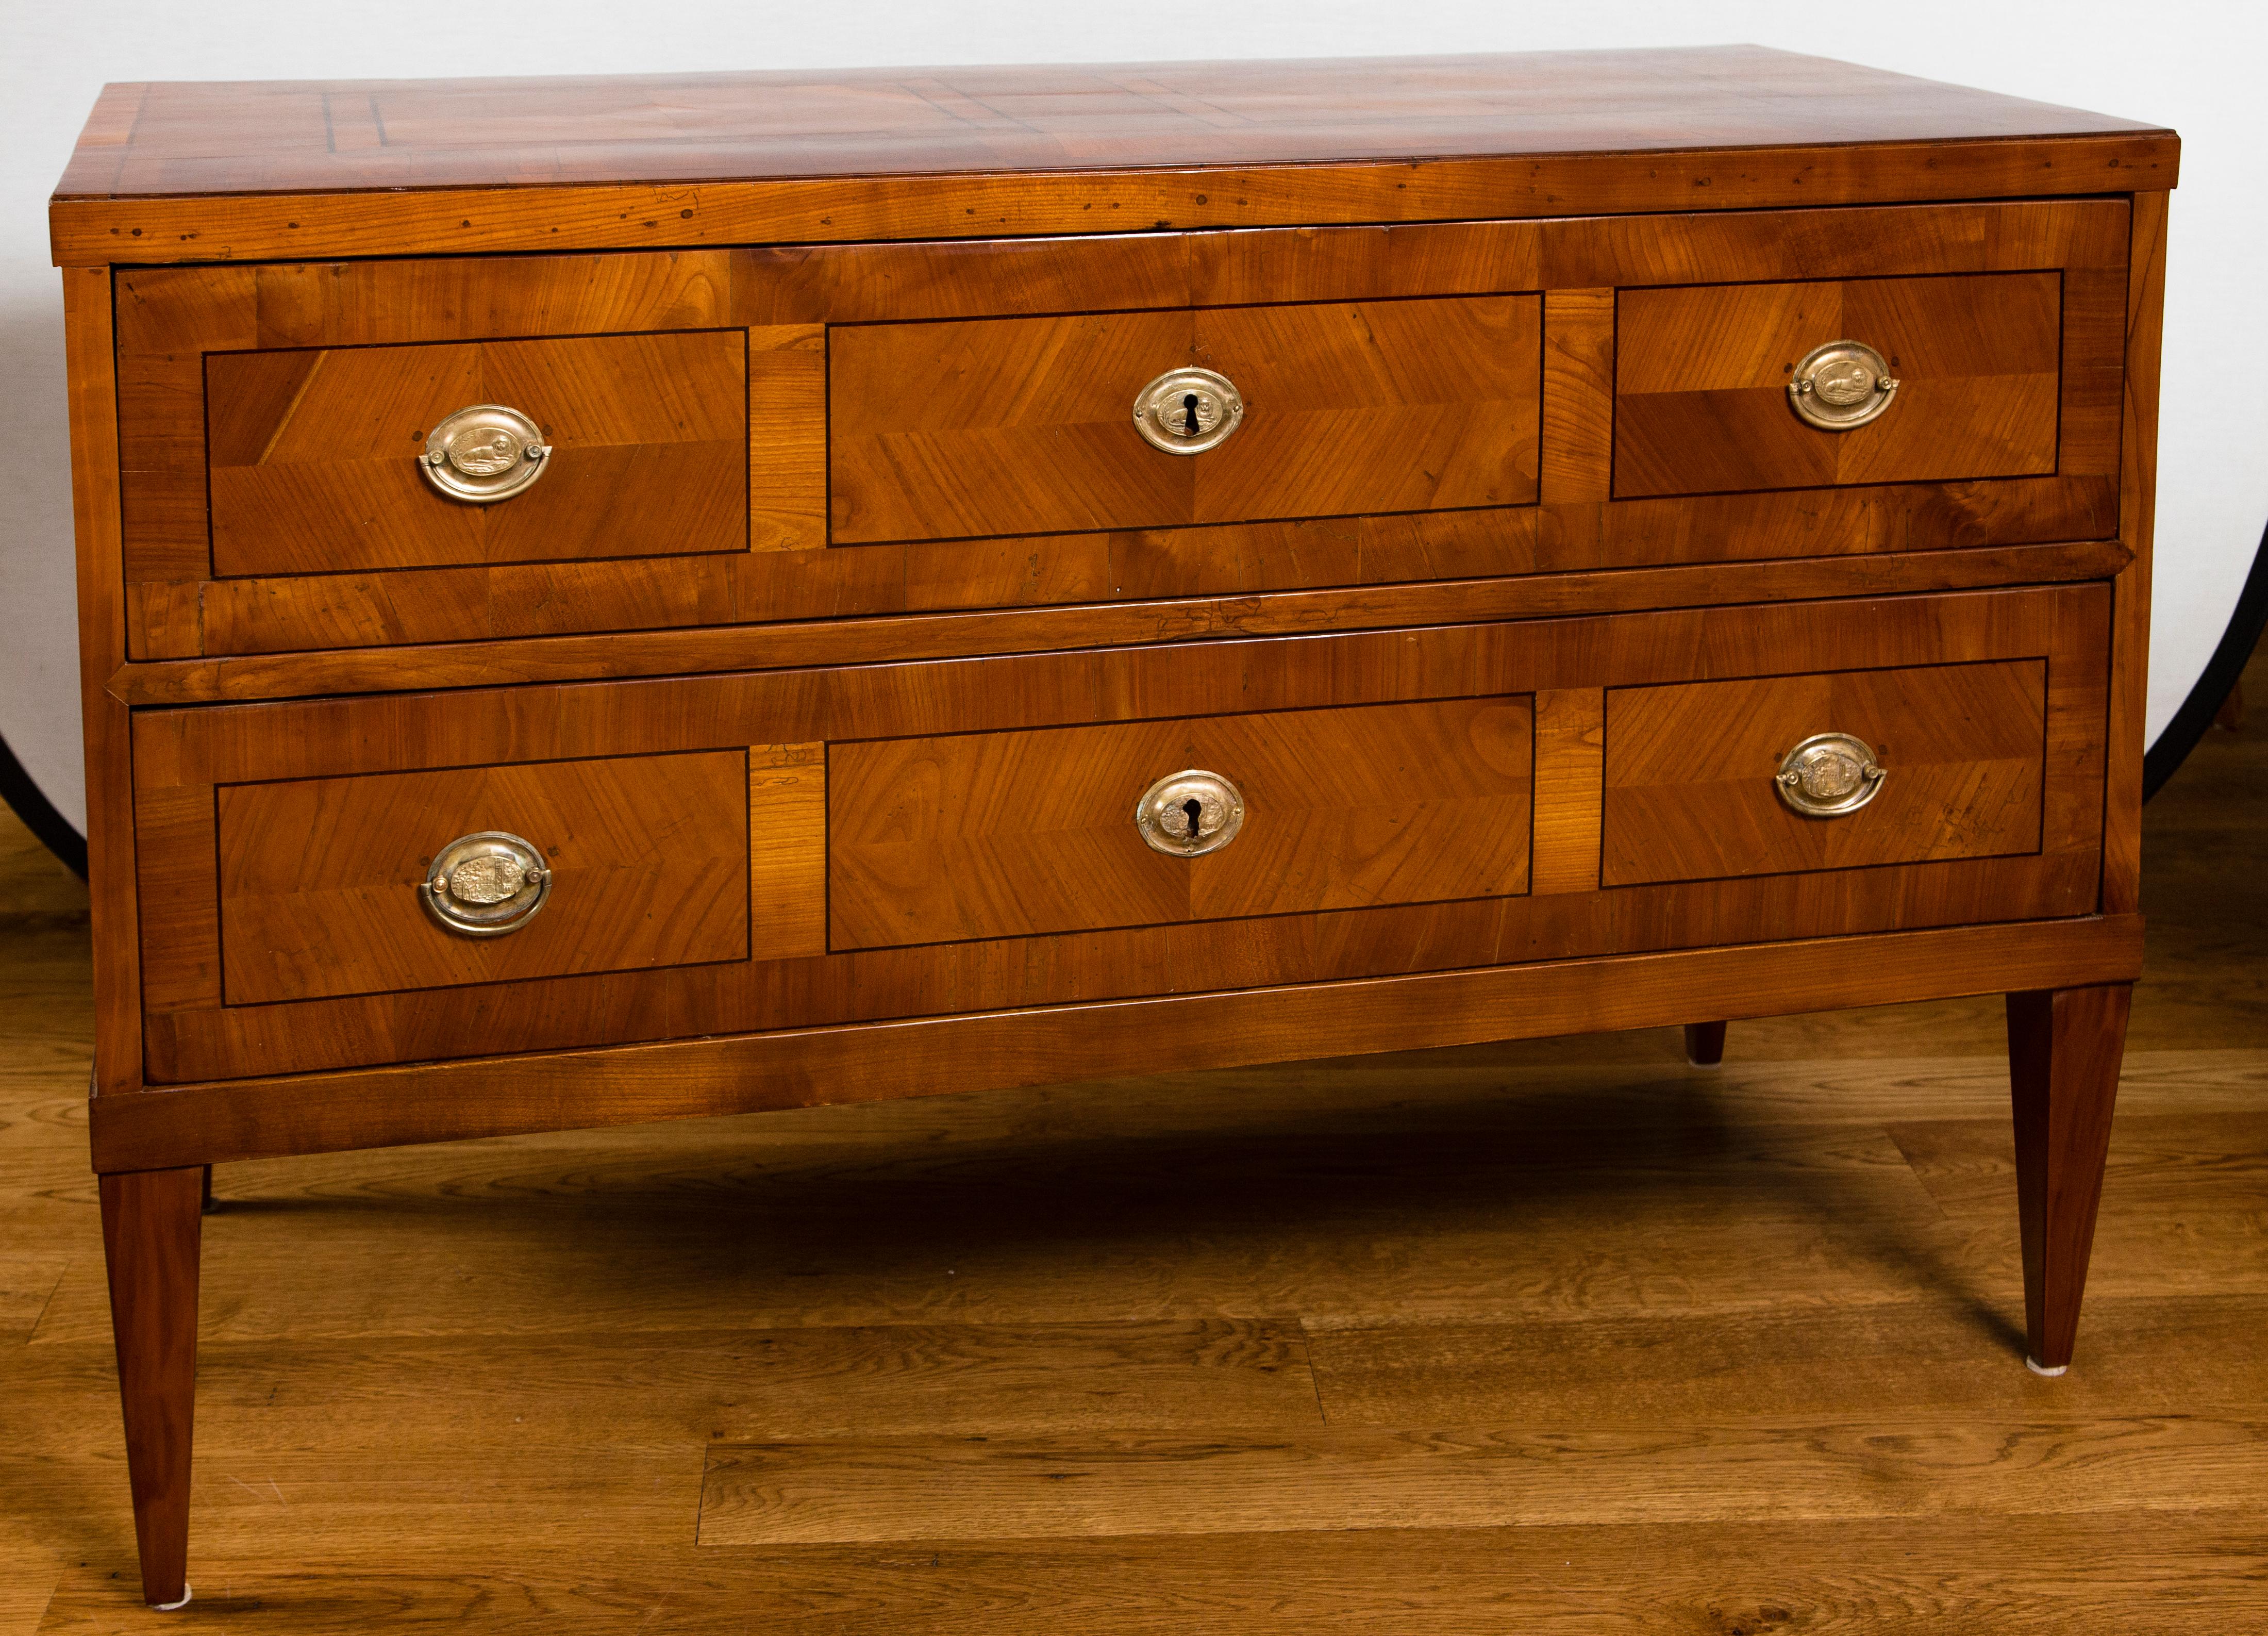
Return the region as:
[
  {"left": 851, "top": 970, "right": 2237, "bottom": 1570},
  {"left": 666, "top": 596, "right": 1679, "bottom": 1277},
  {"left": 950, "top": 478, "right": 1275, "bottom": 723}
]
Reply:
[{"left": 50, "top": 48, "right": 2175, "bottom": 1606}]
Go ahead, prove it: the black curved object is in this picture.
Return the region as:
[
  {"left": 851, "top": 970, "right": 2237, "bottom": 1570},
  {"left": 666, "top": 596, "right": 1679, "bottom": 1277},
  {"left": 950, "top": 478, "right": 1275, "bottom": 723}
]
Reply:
[
  {"left": 0, "top": 731, "right": 86, "bottom": 880},
  {"left": 2145, "top": 520, "right": 2268, "bottom": 801}
]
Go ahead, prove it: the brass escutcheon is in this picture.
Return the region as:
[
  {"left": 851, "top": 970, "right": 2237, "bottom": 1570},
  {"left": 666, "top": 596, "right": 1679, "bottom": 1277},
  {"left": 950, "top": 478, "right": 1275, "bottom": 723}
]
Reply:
[
  {"left": 1132, "top": 368, "right": 1245, "bottom": 455},
  {"left": 421, "top": 831, "right": 552, "bottom": 935},
  {"left": 1774, "top": 732, "right": 1887, "bottom": 818},
  {"left": 1135, "top": 769, "right": 1246, "bottom": 857},
  {"left": 1787, "top": 340, "right": 1899, "bottom": 432},
  {"left": 420, "top": 405, "right": 552, "bottom": 502}
]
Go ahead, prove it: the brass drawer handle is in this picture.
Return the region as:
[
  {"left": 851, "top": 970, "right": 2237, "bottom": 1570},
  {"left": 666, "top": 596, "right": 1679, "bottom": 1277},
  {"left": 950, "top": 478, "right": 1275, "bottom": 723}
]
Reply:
[
  {"left": 1775, "top": 733, "right": 1887, "bottom": 818},
  {"left": 420, "top": 404, "right": 552, "bottom": 502},
  {"left": 422, "top": 831, "right": 552, "bottom": 935},
  {"left": 1132, "top": 368, "right": 1245, "bottom": 455},
  {"left": 1135, "top": 769, "right": 1245, "bottom": 856},
  {"left": 1787, "top": 341, "right": 1899, "bottom": 431}
]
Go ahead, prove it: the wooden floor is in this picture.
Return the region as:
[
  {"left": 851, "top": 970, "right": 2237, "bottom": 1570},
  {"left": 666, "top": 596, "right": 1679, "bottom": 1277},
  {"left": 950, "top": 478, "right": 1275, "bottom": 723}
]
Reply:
[{"left": 6, "top": 647, "right": 2266, "bottom": 1633}]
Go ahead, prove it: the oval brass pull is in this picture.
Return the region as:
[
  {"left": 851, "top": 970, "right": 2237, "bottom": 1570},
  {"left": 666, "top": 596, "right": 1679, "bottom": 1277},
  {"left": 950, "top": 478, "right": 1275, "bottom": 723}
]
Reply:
[
  {"left": 420, "top": 404, "right": 552, "bottom": 502},
  {"left": 421, "top": 831, "right": 552, "bottom": 935},
  {"left": 1135, "top": 769, "right": 1245, "bottom": 857},
  {"left": 1787, "top": 340, "right": 1899, "bottom": 432},
  {"left": 1132, "top": 368, "right": 1245, "bottom": 455},
  {"left": 1775, "top": 733, "right": 1887, "bottom": 818}
]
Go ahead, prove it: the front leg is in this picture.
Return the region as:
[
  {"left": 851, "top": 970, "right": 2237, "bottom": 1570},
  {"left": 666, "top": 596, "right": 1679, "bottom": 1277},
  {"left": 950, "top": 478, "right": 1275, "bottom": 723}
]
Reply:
[
  {"left": 100, "top": 1166, "right": 204, "bottom": 1608},
  {"left": 2006, "top": 984, "right": 2130, "bottom": 1375}
]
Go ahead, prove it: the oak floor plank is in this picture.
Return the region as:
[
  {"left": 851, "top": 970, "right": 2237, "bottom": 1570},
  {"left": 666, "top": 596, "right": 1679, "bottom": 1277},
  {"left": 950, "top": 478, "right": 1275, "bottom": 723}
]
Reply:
[
  {"left": 3, "top": 1448, "right": 704, "bottom": 1556},
  {"left": 0, "top": 1255, "right": 71, "bottom": 1344},
  {"left": 34, "top": 1516, "right": 2268, "bottom": 1635},
  {"left": 1888, "top": 1110, "right": 2268, "bottom": 1215},
  {"left": 0, "top": 1525, "right": 60, "bottom": 1636},
  {"left": 26, "top": 1107, "right": 2268, "bottom": 1345},
  {"left": 1306, "top": 1295, "right": 2268, "bottom": 1424},
  {"left": 4, "top": 1319, "right": 1322, "bottom": 1459},
  {"left": 27, "top": 1196, "right": 1976, "bottom": 1345},
  {"left": 697, "top": 1417, "right": 2268, "bottom": 1544}
]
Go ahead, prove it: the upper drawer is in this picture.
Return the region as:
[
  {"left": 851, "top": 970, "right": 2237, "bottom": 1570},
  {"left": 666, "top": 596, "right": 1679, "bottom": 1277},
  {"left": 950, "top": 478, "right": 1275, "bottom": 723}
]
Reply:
[
  {"left": 205, "top": 330, "right": 749, "bottom": 576},
  {"left": 1613, "top": 273, "right": 2061, "bottom": 499},
  {"left": 827, "top": 296, "right": 1543, "bottom": 543},
  {"left": 110, "top": 201, "right": 2128, "bottom": 662}
]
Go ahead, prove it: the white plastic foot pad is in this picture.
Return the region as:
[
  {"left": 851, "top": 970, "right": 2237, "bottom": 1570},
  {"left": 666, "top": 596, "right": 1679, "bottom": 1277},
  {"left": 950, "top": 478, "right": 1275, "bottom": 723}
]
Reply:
[
  {"left": 152, "top": 1584, "right": 192, "bottom": 1612},
  {"left": 2025, "top": 1357, "right": 2069, "bottom": 1377}
]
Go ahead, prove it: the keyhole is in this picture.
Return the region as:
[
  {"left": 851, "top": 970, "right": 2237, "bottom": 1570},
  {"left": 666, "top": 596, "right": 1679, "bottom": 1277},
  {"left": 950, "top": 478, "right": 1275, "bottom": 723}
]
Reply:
[
  {"left": 1181, "top": 393, "right": 1202, "bottom": 437},
  {"left": 1182, "top": 797, "right": 1204, "bottom": 837}
]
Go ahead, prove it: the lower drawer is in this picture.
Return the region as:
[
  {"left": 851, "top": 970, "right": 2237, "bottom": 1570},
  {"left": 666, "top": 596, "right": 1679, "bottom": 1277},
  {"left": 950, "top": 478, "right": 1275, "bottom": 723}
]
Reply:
[{"left": 131, "top": 583, "right": 2109, "bottom": 1083}]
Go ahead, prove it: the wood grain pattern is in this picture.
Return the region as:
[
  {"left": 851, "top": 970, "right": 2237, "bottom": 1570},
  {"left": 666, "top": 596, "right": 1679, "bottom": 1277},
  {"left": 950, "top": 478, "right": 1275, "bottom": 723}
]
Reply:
[
  {"left": 1602, "top": 660, "right": 2050, "bottom": 886},
  {"left": 124, "top": 586, "right": 2108, "bottom": 1085},
  {"left": 1530, "top": 688, "right": 1604, "bottom": 896},
  {"left": 205, "top": 330, "right": 748, "bottom": 576},
  {"left": 1614, "top": 273, "right": 2062, "bottom": 498},
  {"left": 131, "top": 783, "right": 220, "bottom": 1014},
  {"left": 62, "top": 267, "right": 143, "bottom": 1096},
  {"left": 829, "top": 297, "right": 1542, "bottom": 544},
  {"left": 2104, "top": 193, "right": 2169, "bottom": 916},
  {"left": 168, "top": 478, "right": 2123, "bottom": 660},
  {"left": 47, "top": 50, "right": 2175, "bottom": 267},
  {"left": 89, "top": 914, "right": 2145, "bottom": 1171},
  {"left": 114, "top": 253, "right": 739, "bottom": 599},
  {"left": 57, "top": 51, "right": 2168, "bottom": 201},
  {"left": 749, "top": 742, "right": 828, "bottom": 961},
  {"left": 700, "top": 1414, "right": 2268, "bottom": 1542},
  {"left": 1539, "top": 289, "right": 1614, "bottom": 504},
  {"left": 107, "top": 197, "right": 2128, "bottom": 660},
  {"left": 2009, "top": 983, "right": 2132, "bottom": 1370},
  {"left": 747, "top": 326, "right": 827, "bottom": 551},
  {"left": 828, "top": 699, "right": 1533, "bottom": 949},
  {"left": 98, "top": 1166, "right": 202, "bottom": 1607},
  {"left": 113, "top": 540, "right": 2132, "bottom": 707},
  {"left": 51, "top": 140, "right": 2176, "bottom": 273},
  {"left": 213, "top": 751, "right": 753, "bottom": 1006}
]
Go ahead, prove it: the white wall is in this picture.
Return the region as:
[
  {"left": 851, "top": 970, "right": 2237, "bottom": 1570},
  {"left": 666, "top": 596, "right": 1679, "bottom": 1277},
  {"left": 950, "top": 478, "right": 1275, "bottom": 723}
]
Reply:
[{"left": 6, "top": 0, "right": 2262, "bottom": 833}]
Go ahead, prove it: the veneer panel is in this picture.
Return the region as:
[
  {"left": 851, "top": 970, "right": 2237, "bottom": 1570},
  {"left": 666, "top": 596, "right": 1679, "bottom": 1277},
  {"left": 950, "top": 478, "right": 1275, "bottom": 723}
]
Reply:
[
  {"left": 1602, "top": 660, "right": 2049, "bottom": 887},
  {"left": 1615, "top": 272, "right": 2062, "bottom": 498},
  {"left": 829, "top": 699, "right": 1533, "bottom": 949},
  {"left": 215, "top": 750, "right": 753, "bottom": 1005}
]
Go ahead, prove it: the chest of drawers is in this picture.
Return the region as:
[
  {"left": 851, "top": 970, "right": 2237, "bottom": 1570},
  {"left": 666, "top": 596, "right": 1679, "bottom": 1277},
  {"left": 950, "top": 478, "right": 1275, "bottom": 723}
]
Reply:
[{"left": 53, "top": 48, "right": 2175, "bottom": 1606}]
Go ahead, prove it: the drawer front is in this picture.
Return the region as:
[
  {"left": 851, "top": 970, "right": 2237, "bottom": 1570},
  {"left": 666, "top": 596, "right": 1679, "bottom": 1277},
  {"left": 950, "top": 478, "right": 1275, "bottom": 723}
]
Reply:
[
  {"left": 130, "top": 584, "right": 2108, "bottom": 1085},
  {"left": 1613, "top": 273, "right": 2061, "bottom": 499},
  {"left": 1603, "top": 660, "right": 2046, "bottom": 886},
  {"left": 213, "top": 750, "right": 752, "bottom": 1004},
  {"left": 112, "top": 201, "right": 2125, "bottom": 662},
  {"left": 829, "top": 698, "right": 1533, "bottom": 949},
  {"left": 827, "top": 296, "right": 1543, "bottom": 543},
  {"left": 206, "top": 330, "right": 749, "bottom": 576}
]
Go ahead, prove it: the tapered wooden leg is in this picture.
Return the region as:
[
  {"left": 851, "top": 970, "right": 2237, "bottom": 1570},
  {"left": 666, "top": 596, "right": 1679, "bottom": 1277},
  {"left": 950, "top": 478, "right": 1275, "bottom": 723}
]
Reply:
[
  {"left": 1683, "top": 1022, "right": 1727, "bottom": 1066},
  {"left": 199, "top": 1165, "right": 213, "bottom": 1214},
  {"left": 2006, "top": 984, "right": 2130, "bottom": 1374},
  {"left": 100, "top": 1167, "right": 204, "bottom": 1608}
]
